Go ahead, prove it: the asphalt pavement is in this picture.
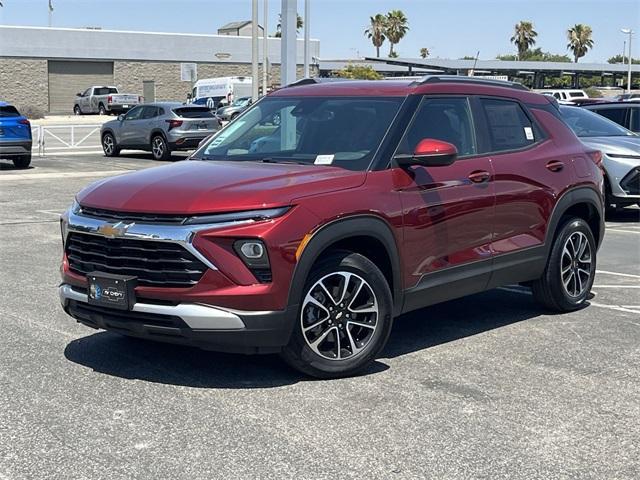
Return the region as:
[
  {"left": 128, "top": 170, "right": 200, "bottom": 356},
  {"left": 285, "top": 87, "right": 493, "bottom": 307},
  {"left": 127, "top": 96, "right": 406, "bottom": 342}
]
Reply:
[{"left": 1, "top": 153, "right": 639, "bottom": 480}]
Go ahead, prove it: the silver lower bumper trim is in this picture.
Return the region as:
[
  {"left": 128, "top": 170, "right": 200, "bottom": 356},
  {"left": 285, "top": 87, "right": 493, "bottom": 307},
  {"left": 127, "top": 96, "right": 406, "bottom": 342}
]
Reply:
[{"left": 59, "top": 284, "right": 245, "bottom": 330}]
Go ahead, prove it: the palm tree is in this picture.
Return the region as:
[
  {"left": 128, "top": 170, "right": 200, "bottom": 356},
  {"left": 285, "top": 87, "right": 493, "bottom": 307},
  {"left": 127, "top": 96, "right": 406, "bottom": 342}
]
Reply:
[
  {"left": 274, "top": 14, "right": 303, "bottom": 38},
  {"left": 567, "top": 24, "right": 594, "bottom": 62},
  {"left": 510, "top": 21, "right": 537, "bottom": 60},
  {"left": 364, "top": 14, "right": 387, "bottom": 58},
  {"left": 420, "top": 47, "right": 430, "bottom": 58},
  {"left": 384, "top": 10, "right": 409, "bottom": 57}
]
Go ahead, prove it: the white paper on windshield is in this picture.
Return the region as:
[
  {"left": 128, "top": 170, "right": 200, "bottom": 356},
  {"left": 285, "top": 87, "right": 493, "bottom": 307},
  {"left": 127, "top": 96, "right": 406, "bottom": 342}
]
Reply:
[
  {"left": 524, "top": 127, "right": 534, "bottom": 140},
  {"left": 314, "top": 154, "right": 335, "bottom": 165}
]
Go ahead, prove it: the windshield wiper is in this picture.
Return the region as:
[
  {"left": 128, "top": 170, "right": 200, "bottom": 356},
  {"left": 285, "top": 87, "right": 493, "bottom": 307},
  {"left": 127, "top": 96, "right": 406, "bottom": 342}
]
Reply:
[{"left": 257, "top": 157, "right": 311, "bottom": 165}]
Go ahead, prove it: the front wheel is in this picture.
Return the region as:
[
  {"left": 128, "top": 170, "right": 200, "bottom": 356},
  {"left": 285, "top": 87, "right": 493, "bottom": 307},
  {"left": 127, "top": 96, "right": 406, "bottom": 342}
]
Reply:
[
  {"left": 151, "top": 135, "right": 171, "bottom": 161},
  {"left": 281, "top": 251, "right": 393, "bottom": 379},
  {"left": 532, "top": 218, "right": 596, "bottom": 312},
  {"left": 102, "top": 133, "right": 120, "bottom": 157},
  {"left": 73, "top": 105, "right": 82, "bottom": 115}
]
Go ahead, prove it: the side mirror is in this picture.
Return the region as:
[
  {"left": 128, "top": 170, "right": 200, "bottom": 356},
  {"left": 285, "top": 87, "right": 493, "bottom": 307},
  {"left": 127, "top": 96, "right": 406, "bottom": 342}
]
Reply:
[
  {"left": 76, "top": 92, "right": 83, "bottom": 97},
  {"left": 117, "top": 114, "right": 125, "bottom": 122},
  {"left": 395, "top": 139, "right": 458, "bottom": 168}
]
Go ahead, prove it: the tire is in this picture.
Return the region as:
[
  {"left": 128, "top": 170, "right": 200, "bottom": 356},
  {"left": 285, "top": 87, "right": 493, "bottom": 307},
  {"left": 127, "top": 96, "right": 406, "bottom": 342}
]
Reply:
[
  {"left": 151, "top": 134, "right": 171, "bottom": 161},
  {"left": 280, "top": 251, "right": 394, "bottom": 379},
  {"left": 101, "top": 132, "right": 120, "bottom": 157},
  {"left": 73, "top": 105, "right": 82, "bottom": 115},
  {"left": 12, "top": 154, "right": 31, "bottom": 169},
  {"left": 230, "top": 112, "right": 240, "bottom": 121},
  {"left": 532, "top": 217, "right": 596, "bottom": 312},
  {"left": 98, "top": 103, "right": 107, "bottom": 116}
]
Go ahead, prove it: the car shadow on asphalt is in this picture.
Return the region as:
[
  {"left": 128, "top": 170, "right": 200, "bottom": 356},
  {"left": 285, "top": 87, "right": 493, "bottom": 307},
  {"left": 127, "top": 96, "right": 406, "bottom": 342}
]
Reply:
[
  {"left": 605, "top": 207, "right": 640, "bottom": 223},
  {"left": 0, "top": 163, "right": 34, "bottom": 171},
  {"left": 63, "top": 287, "right": 543, "bottom": 388}
]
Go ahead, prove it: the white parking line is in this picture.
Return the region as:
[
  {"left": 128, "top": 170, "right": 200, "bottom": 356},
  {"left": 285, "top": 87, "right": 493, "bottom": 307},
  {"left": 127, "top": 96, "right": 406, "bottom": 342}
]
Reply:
[
  {"left": 607, "top": 228, "right": 640, "bottom": 234},
  {"left": 589, "top": 302, "right": 640, "bottom": 315},
  {"left": 0, "top": 170, "right": 127, "bottom": 181},
  {"left": 593, "top": 285, "right": 640, "bottom": 288},
  {"left": 597, "top": 270, "right": 640, "bottom": 279}
]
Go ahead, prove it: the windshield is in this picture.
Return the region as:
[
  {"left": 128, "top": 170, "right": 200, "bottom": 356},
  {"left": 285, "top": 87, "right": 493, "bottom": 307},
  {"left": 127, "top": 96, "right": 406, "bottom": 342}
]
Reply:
[
  {"left": 195, "top": 96, "right": 403, "bottom": 171},
  {"left": 560, "top": 106, "right": 634, "bottom": 137},
  {"left": 232, "top": 97, "right": 251, "bottom": 107}
]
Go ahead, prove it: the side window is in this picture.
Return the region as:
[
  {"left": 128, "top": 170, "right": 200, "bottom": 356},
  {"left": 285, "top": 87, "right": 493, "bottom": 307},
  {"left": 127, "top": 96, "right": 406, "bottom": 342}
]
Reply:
[
  {"left": 82, "top": 88, "right": 91, "bottom": 97},
  {"left": 480, "top": 98, "right": 537, "bottom": 152},
  {"left": 397, "top": 97, "right": 476, "bottom": 157},
  {"left": 630, "top": 109, "right": 640, "bottom": 132},
  {"left": 596, "top": 108, "right": 628, "bottom": 128},
  {"left": 124, "top": 106, "right": 144, "bottom": 120},
  {"left": 141, "top": 106, "right": 158, "bottom": 119}
]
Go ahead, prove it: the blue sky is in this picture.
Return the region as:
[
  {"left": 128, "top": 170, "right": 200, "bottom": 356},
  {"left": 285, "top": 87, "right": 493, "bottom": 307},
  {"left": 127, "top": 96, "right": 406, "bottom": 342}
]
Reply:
[{"left": 0, "top": 0, "right": 637, "bottom": 62}]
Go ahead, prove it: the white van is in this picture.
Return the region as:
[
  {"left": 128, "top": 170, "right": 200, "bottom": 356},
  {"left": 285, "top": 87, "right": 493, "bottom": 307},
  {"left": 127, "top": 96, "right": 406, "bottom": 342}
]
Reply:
[
  {"left": 535, "top": 89, "right": 589, "bottom": 102},
  {"left": 191, "top": 77, "right": 253, "bottom": 109}
]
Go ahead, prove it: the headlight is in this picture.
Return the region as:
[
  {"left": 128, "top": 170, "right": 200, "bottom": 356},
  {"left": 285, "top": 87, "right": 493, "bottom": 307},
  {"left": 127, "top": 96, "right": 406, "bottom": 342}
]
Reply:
[
  {"left": 71, "top": 199, "right": 82, "bottom": 214},
  {"left": 183, "top": 206, "right": 290, "bottom": 226}
]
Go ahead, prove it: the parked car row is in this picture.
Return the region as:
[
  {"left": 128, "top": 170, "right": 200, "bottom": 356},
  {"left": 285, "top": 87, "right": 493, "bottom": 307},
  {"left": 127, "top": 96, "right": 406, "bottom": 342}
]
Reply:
[{"left": 0, "top": 101, "right": 32, "bottom": 169}]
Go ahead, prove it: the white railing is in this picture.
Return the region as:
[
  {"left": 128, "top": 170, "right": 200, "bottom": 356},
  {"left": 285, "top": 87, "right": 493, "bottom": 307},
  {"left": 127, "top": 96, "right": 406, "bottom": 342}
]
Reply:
[{"left": 31, "top": 124, "right": 103, "bottom": 156}]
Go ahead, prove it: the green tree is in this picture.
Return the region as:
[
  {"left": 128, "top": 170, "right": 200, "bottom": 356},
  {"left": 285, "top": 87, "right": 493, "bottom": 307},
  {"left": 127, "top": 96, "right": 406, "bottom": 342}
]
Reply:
[
  {"left": 364, "top": 14, "right": 387, "bottom": 58},
  {"left": 384, "top": 10, "right": 409, "bottom": 57},
  {"left": 274, "top": 13, "right": 303, "bottom": 38},
  {"left": 608, "top": 54, "right": 640, "bottom": 64},
  {"left": 497, "top": 48, "right": 571, "bottom": 62},
  {"left": 420, "top": 47, "right": 430, "bottom": 58},
  {"left": 567, "top": 24, "right": 594, "bottom": 62},
  {"left": 510, "top": 21, "right": 537, "bottom": 60},
  {"left": 334, "top": 64, "right": 382, "bottom": 80}
]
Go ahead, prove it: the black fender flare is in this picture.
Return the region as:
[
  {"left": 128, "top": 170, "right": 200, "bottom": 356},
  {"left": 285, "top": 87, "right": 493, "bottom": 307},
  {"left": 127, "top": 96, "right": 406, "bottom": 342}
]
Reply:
[
  {"left": 149, "top": 129, "right": 168, "bottom": 145},
  {"left": 286, "top": 215, "right": 404, "bottom": 318},
  {"left": 544, "top": 186, "right": 604, "bottom": 252}
]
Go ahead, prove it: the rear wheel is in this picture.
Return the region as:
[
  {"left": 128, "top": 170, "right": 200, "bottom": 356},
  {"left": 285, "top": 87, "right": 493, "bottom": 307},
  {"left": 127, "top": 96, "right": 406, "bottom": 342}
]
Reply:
[
  {"left": 532, "top": 217, "right": 596, "bottom": 312},
  {"left": 101, "top": 133, "right": 120, "bottom": 157},
  {"left": 12, "top": 154, "right": 31, "bottom": 169},
  {"left": 98, "top": 103, "right": 107, "bottom": 115},
  {"left": 281, "top": 251, "right": 393, "bottom": 379},
  {"left": 151, "top": 135, "right": 171, "bottom": 161}
]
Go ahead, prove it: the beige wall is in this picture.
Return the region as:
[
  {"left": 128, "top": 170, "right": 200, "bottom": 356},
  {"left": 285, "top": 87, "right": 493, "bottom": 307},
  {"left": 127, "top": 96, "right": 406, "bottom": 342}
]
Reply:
[
  {"left": 0, "top": 57, "right": 317, "bottom": 113},
  {"left": 0, "top": 58, "right": 48, "bottom": 113}
]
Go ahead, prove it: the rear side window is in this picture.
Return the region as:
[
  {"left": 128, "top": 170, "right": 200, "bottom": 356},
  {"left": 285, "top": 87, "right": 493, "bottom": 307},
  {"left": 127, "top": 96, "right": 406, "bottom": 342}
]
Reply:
[
  {"left": 631, "top": 109, "right": 640, "bottom": 132},
  {"left": 0, "top": 106, "right": 20, "bottom": 117},
  {"left": 173, "top": 107, "right": 214, "bottom": 118},
  {"left": 569, "top": 92, "right": 586, "bottom": 98},
  {"left": 480, "top": 98, "right": 537, "bottom": 152},
  {"left": 397, "top": 97, "right": 476, "bottom": 157},
  {"left": 594, "top": 108, "right": 628, "bottom": 128},
  {"left": 141, "top": 106, "right": 159, "bottom": 119}
]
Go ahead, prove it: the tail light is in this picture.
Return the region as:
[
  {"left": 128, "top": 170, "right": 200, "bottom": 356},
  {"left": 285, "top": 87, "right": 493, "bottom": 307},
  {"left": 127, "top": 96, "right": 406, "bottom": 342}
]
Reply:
[
  {"left": 166, "top": 119, "right": 183, "bottom": 131},
  {"left": 19, "top": 119, "right": 30, "bottom": 126},
  {"left": 107, "top": 95, "right": 113, "bottom": 104}
]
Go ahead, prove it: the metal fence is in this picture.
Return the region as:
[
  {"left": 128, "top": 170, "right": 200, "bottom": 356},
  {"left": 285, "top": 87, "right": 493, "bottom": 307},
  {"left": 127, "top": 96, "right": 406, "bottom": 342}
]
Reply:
[{"left": 32, "top": 124, "right": 103, "bottom": 156}]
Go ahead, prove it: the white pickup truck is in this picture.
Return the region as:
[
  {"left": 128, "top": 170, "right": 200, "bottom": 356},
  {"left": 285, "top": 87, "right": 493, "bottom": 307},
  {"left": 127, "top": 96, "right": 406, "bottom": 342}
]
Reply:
[{"left": 73, "top": 86, "right": 141, "bottom": 115}]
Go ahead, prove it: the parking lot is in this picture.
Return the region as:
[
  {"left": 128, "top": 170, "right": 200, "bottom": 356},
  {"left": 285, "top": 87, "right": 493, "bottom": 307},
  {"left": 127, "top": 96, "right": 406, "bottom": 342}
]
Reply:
[{"left": 1, "top": 153, "right": 639, "bottom": 479}]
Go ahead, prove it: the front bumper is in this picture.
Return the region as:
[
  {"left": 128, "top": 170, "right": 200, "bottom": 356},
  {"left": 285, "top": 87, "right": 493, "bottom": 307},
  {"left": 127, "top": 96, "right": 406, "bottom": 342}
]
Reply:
[
  {"left": 0, "top": 140, "right": 32, "bottom": 157},
  {"left": 60, "top": 284, "right": 295, "bottom": 353}
]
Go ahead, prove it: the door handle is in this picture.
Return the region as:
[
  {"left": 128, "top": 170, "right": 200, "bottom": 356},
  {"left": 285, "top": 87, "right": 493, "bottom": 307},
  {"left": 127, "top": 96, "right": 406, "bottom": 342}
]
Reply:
[
  {"left": 546, "top": 160, "right": 564, "bottom": 172},
  {"left": 468, "top": 170, "right": 491, "bottom": 184}
]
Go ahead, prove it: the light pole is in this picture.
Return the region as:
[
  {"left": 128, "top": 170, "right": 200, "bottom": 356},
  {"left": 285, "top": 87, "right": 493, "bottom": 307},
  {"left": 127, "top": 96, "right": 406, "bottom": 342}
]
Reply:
[
  {"left": 252, "top": 0, "right": 259, "bottom": 101},
  {"left": 621, "top": 28, "right": 634, "bottom": 94},
  {"left": 303, "top": 0, "right": 310, "bottom": 78}
]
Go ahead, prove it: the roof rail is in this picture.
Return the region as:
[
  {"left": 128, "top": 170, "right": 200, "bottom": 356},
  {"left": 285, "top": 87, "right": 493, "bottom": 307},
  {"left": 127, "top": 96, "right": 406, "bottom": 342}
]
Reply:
[
  {"left": 410, "top": 75, "right": 529, "bottom": 91},
  {"left": 284, "top": 77, "right": 358, "bottom": 88}
]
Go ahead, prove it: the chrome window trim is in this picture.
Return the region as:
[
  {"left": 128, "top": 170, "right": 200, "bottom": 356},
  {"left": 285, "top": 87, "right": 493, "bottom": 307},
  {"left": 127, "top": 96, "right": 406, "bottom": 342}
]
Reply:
[{"left": 61, "top": 208, "right": 257, "bottom": 271}]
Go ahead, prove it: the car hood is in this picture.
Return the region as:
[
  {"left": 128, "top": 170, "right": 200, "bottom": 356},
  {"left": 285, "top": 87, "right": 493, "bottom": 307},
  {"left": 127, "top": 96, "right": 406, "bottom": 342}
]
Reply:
[
  {"left": 579, "top": 135, "right": 640, "bottom": 155},
  {"left": 77, "top": 160, "right": 365, "bottom": 214}
]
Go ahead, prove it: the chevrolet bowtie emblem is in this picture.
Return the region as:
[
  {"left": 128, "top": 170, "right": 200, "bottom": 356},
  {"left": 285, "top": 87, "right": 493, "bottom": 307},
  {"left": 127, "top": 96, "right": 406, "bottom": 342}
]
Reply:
[{"left": 97, "top": 221, "right": 135, "bottom": 238}]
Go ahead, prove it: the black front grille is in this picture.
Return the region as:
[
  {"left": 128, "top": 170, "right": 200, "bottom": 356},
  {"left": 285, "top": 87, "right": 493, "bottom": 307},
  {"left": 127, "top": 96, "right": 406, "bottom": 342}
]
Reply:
[
  {"left": 79, "top": 206, "right": 189, "bottom": 225},
  {"left": 66, "top": 232, "right": 207, "bottom": 288},
  {"left": 620, "top": 168, "right": 640, "bottom": 195}
]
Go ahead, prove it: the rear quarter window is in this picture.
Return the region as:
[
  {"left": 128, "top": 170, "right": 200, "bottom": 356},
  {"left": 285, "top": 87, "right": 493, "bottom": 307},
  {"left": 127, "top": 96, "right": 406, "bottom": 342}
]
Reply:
[
  {"left": 480, "top": 98, "right": 538, "bottom": 152},
  {"left": 593, "top": 108, "right": 628, "bottom": 127},
  {"left": 173, "top": 107, "right": 214, "bottom": 118},
  {"left": 0, "top": 106, "right": 21, "bottom": 117}
]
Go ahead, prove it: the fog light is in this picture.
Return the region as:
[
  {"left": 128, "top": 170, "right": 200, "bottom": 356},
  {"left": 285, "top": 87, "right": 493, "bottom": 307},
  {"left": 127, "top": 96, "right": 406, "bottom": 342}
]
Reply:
[{"left": 240, "top": 242, "right": 264, "bottom": 259}]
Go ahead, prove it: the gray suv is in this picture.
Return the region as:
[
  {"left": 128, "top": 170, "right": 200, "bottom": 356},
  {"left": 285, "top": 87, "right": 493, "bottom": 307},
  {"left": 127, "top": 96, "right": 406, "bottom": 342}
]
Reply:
[
  {"left": 101, "top": 102, "right": 221, "bottom": 160},
  {"left": 216, "top": 96, "right": 252, "bottom": 121}
]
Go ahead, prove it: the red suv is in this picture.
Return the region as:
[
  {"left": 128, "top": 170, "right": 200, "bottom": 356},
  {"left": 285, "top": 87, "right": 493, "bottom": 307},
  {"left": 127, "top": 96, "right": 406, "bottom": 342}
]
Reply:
[{"left": 59, "top": 77, "right": 605, "bottom": 378}]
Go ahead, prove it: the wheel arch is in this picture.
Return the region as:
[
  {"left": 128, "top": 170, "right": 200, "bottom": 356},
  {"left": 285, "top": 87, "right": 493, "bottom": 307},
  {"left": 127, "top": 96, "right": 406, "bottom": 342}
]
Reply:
[
  {"left": 288, "top": 215, "right": 404, "bottom": 318},
  {"left": 546, "top": 186, "right": 604, "bottom": 250}
]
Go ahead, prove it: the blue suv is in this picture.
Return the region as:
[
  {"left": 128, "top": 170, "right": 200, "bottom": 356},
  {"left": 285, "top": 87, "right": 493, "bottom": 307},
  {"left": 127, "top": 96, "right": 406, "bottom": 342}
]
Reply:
[{"left": 0, "top": 101, "right": 32, "bottom": 169}]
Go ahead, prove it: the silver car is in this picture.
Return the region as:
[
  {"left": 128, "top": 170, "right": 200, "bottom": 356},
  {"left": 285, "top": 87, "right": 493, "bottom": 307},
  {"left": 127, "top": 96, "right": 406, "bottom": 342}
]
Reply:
[
  {"left": 561, "top": 106, "right": 640, "bottom": 211},
  {"left": 216, "top": 96, "right": 252, "bottom": 121},
  {"left": 100, "top": 102, "right": 221, "bottom": 160}
]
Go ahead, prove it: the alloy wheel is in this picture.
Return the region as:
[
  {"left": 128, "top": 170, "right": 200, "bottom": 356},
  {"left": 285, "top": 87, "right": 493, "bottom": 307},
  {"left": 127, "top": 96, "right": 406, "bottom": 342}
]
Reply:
[
  {"left": 300, "top": 271, "right": 379, "bottom": 361},
  {"left": 102, "top": 135, "right": 114, "bottom": 155},
  {"left": 561, "top": 231, "right": 592, "bottom": 298},
  {"left": 152, "top": 137, "right": 165, "bottom": 159}
]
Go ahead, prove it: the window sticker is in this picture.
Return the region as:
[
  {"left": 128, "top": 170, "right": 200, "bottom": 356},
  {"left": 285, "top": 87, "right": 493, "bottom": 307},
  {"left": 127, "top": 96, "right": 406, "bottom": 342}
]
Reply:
[
  {"left": 524, "top": 126, "right": 534, "bottom": 141},
  {"left": 314, "top": 154, "right": 335, "bottom": 165}
]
